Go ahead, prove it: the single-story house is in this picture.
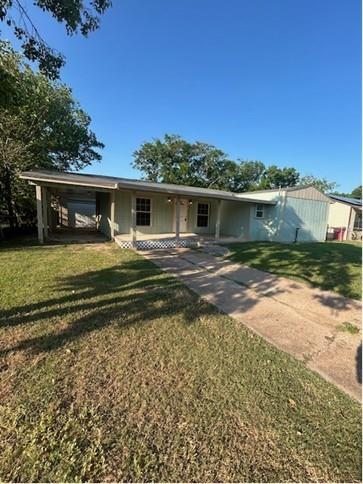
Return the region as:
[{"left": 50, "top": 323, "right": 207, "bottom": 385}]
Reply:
[
  {"left": 327, "top": 195, "right": 362, "bottom": 240},
  {"left": 20, "top": 170, "right": 332, "bottom": 249}
]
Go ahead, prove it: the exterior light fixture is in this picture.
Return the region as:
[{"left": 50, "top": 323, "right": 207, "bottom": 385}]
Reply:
[
  {"left": 167, "top": 197, "right": 172, "bottom": 203},
  {"left": 188, "top": 200, "right": 193, "bottom": 205}
]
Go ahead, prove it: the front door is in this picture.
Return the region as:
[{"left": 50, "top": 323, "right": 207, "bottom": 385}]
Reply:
[{"left": 178, "top": 199, "right": 188, "bottom": 232}]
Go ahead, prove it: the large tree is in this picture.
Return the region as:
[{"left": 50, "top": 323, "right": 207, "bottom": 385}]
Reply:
[
  {"left": 133, "top": 134, "right": 265, "bottom": 193},
  {"left": 133, "top": 134, "right": 339, "bottom": 195},
  {"left": 259, "top": 165, "right": 300, "bottom": 189},
  {"left": 0, "top": 41, "right": 104, "bottom": 230},
  {"left": 331, "top": 185, "right": 362, "bottom": 199},
  {"left": 299, "top": 175, "right": 338, "bottom": 193},
  {"left": 351, "top": 185, "right": 362, "bottom": 199},
  {"left": 0, "top": 0, "right": 111, "bottom": 79}
]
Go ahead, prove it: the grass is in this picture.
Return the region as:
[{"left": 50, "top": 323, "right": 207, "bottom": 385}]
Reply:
[
  {"left": 338, "top": 322, "right": 361, "bottom": 335},
  {"left": 0, "top": 240, "right": 361, "bottom": 482},
  {"left": 225, "top": 241, "right": 362, "bottom": 300}
]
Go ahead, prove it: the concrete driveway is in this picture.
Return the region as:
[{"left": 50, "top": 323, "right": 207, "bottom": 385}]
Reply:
[{"left": 143, "top": 247, "right": 362, "bottom": 401}]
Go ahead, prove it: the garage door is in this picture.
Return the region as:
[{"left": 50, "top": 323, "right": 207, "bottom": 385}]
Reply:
[{"left": 67, "top": 201, "right": 96, "bottom": 228}]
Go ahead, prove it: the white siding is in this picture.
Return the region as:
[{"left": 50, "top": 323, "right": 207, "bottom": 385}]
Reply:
[
  {"left": 220, "top": 201, "right": 251, "bottom": 239},
  {"left": 238, "top": 190, "right": 280, "bottom": 202},
  {"left": 328, "top": 201, "right": 351, "bottom": 228}
]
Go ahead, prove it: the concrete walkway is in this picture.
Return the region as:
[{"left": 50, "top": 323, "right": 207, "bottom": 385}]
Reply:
[{"left": 143, "top": 248, "right": 362, "bottom": 401}]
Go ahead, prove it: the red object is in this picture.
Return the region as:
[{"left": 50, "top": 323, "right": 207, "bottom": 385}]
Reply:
[{"left": 333, "top": 227, "right": 346, "bottom": 241}]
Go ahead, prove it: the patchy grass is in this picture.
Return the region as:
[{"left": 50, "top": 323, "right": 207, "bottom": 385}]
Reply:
[
  {"left": 338, "top": 322, "right": 361, "bottom": 335},
  {"left": 225, "top": 242, "right": 362, "bottom": 300},
  {"left": 0, "top": 240, "right": 361, "bottom": 482}
]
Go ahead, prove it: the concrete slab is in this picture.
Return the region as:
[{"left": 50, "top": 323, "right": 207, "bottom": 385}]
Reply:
[
  {"left": 143, "top": 248, "right": 362, "bottom": 401},
  {"left": 182, "top": 249, "right": 361, "bottom": 328}
]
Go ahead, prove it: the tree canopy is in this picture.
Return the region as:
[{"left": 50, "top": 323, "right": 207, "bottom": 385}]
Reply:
[
  {"left": 133, "top": 134, "right": 337, "bottom": 194},
  {"left": 299, "top": 175, "right": 338, "bottom": 194},
  {"left": 133, "top": 134, "right": 266, "bottom": 193},
  {"left": 0, "top": 0, "right": 111, "bottom": 78},
  {"left": 333, "top": 185, "right": 362, "bottom": 199},
  {"left": 259, "top": 165, "right": 300, "bottom": 189},
  {"left": 0, "top": 41, "right": 104, "bottom": 229},
  {"left": 351, "top": 185, "right": 362, "bottom": 199}
]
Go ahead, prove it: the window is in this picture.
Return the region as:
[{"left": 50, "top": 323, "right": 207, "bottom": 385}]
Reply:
[
  {"left": 197, "top": 203, "right": 209, "bottom": 227},
  {"left": 255, "top": 204, "right": 264, "bottom": 218},
  {"left": 136, "top": 198, "right": 151, "bottom": 226},
  {"left": 354, "top": 213, "right": 362, "bottom": 230}
]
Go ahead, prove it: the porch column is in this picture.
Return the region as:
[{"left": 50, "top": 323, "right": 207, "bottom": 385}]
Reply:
[
  {"left": 131, "top": 191, "right": 137, "bottom": 247},
  {"left": 175, "top": 196, "right": 180, "bottom": 247},
  {"left": 47, "top": 191, "right": 54, "bottom": 231},
  {"left": 35, "top": 185, "right": 44, "bottom": 244},
  {"left": 42, "top": 186, "right": 48, "bottom": 239},
  {"left": 110, "top": 190, "right": 115, "bottom": 240},
  {"left": 215, "top": 199, "right": 221, "bottom": 240}
]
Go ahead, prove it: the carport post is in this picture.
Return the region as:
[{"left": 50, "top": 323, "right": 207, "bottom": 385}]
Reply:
[
  {"left": 35, "top": 185, "right": 44, "bottom": 244},
  {"left": 42, "top": 186, "right": 48, "bottom": 239},
  {"left": 131, "top": 191, "right": 137, "bottom": 247},
  {"left": 175, "top": 196, "right": 180, "bottom": 247},
  {"left": 110, "top": 190, "right": 115, "bottom": 240},
  {"left": 215, "top": 199, "right": 221, "bottom": 240}
]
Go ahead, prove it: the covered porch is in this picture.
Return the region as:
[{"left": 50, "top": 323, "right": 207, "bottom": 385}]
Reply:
[
  {"left": 102, "top": 189, "right": 257, "bottom": 249},
  {"left": 20, "top": 170, "right": 276, "bottom": 249}
]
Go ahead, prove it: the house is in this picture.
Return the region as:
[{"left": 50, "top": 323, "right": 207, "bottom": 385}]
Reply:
[
  {"left": 327, "top": 195, "right": 362, "bottom": 240},
  {"left": 20, "top": 170, "right": 332, "bottom": 249}
]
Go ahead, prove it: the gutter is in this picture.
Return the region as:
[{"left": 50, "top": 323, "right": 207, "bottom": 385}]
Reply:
[
  {"left": 20, "top": 173, "right": 118, "bottom": 190},
  {"left": 115, "top": 181, "right": 277, "bottom": 204},
  {"left": 20, "top": 172, "right": 276, "bottom": 204}
]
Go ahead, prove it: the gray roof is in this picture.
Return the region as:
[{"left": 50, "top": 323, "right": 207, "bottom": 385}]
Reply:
[
  {"left": 329, "top": 194, "right": 362, "bottom": 207},
  {"left": 20, "top": 169, "right": 277, "bottom": 204}
]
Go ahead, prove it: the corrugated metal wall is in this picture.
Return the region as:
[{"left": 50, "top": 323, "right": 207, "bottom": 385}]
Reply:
[
  {"left": 287, "top": 186, "right": 329, "bottom": 202},
  {"left": 277, "top": 196, "right": 329, "bottom": 242}
]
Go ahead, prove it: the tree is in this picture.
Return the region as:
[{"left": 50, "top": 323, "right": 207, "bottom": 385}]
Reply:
[
  {"left": 0, "top": 0, "right": 111, "bottom": 79},
  {"left": 299, "top": 175, "right": 338, "bottom": 193},
  {"left": 351, "top": 185, "right": 362, "bottom": 199},
  {"left": 228, "top": 160, "right": 265, "bottom": 192},
  {"left": 133, "top": 134, "right": 265, "bottom": 193},
  {"left": 259, "top": 165, "right": 300, "bottom": 189},
  {"left": 0, "top": 41, "right": 104, "bottom": 229}
]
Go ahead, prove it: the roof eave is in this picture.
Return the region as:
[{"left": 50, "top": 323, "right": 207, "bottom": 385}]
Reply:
[
  {"left": 116, "top": 181, "right": 276, "bottom": 204},
  {"left": 19, "top": 171, "right": 276, "bottom": 204},
  {"left": 20, "top": 172, "right": 118, "bottom": 190}
]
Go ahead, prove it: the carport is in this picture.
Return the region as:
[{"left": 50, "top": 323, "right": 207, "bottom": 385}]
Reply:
[{"left": 20, "top": 170, "right": 119, "bottom": 243}]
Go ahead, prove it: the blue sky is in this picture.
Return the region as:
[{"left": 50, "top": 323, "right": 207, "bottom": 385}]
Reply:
[{"left": 3, "top": 0, "right": 361, "bottom": 192}]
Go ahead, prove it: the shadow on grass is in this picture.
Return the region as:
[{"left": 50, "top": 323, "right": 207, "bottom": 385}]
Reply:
[
  {"left": 0, "top": 258, "right": 220, "bottom": 355},
  {"left": 226, "top": 242, "right": 362, "bottom": 301}
]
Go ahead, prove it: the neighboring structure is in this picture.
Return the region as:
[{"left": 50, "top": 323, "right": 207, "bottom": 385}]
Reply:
[
  {"left": 20, "top": 170, "right": 331, "bottom": 248},
  {"left": 240, "top": 185, "right": 331, "bottom": 243},
  {"left": 327, "top": 195, "right": 362, "bottom": 240}
]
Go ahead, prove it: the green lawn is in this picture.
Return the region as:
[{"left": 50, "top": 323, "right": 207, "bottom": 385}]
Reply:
[
  {"left": 225, "top": 241, "right": 362, "bottom": 300},
  {"left": 0, "top": 241, "right": 361, "bottom": 482}
]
